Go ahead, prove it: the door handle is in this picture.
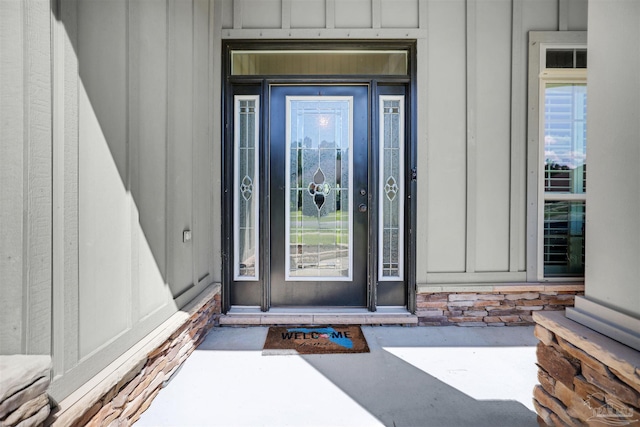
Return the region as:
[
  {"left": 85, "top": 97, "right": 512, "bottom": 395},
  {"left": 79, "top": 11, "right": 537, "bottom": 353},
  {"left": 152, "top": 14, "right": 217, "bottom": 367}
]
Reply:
[{"left": 358, "top": 203, "right": 367, "bottom": 213}]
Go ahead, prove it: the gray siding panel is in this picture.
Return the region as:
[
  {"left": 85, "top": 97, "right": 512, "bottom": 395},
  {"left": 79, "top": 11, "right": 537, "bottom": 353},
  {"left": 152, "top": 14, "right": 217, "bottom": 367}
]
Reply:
[
  {"left": 567, "top": 0, "right": 588, "bottom": 31},
  {"left": 135, "top": 0, "right": 170, "bottom": 319},
  {"left": 194, "top": 0, "right": 214, "bottom": 284},
  {"left": 24, "top": 0, "right": 53, "bottom": 356},
  {"left": 0, "top": 0, "right": 52, "bottom": 355},
  {"left": 242, "top": 0, "right": 282, "bottom": 29},
  {"left": 523, "top": 0, "right": 558, "bottom": 31},
  {"left": 61, "top": 0, "right": 80, "bottom": 373},
  {"left": 425, "top": 0, "right": 467, "bottom": 273},
  {"left": 381, "top": 0, "right": 418, "bottom": 28},
  {"left": 475, "top": 0, "right": 512, "bottom": 272},
  {"left": 335, "top": 0, "right": 372, "bottom": 28},
  {"left": 168, "top": 0, "right": 195, "bottom": 298},
  {"left": 0, "top": 0, "right": 26, "bottom": 355},
  {"left": 77, "top": 0, "right": 132, "bottom": 358},
  {"left": 290, "top": 0, "right": 325, "bottom": 29}
]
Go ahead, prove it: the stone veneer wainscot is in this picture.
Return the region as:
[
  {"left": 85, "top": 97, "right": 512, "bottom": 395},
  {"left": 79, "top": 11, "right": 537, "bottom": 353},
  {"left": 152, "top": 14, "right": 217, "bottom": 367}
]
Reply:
[
  {"left": 46, "top": 284, "right": 221, "bottom": 427},
  {"left": 417, "top": 284, "right": 584, "bottom": 326}
]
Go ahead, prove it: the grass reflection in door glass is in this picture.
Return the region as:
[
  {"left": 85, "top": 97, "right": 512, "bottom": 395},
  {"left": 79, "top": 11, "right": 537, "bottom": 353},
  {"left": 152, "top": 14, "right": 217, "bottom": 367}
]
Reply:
[{"left": 286, "top": 97, "right": 352, "bottom": 280}]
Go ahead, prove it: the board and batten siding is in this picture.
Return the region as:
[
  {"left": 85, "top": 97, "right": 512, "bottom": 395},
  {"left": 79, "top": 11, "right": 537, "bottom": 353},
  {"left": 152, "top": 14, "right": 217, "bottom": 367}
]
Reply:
[
  {"left": 214, "top": 0, "right": 588, "bottom": 286},
  {"left": 0, "top": 0, "right": 53, "bottom": 356},
  {"left": 0, "top": 0, "right": 217, "bottom": 402}
]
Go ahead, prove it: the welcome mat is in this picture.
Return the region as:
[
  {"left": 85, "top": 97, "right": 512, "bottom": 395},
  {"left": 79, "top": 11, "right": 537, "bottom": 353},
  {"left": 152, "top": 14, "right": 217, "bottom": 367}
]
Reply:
[{"left": 263, "top": 326, "right": 370, "bottom": 355}]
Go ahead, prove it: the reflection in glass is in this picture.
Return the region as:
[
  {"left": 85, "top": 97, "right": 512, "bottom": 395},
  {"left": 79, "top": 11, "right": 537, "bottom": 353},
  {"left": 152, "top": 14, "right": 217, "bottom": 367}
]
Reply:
[
  {"left": 544, "top": 84, "right": 587, "bottom": 194},
  {"left": 286, "top": 97, "right": 352, "bottom": 280},
  {"left": 232, "top": 50, "right": 408, "bottom": 76},
  {"left": 379, "top": 97, "right": 404, "bottom": 280},
  {"left": 234, "top": 97, "right": 259, "bottom": 280},
  {"left": 544, "top": 201, "right": 585, "bottom": 276}
]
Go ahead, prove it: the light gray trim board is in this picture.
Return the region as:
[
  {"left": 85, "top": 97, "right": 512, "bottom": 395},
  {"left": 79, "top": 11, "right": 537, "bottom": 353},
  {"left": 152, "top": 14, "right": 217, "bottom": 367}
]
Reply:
[
  {"left": 426, "top": 271, "right": 527, "bottom": 284},
  {"left": 567, "top": 297, "right": 640, "bottom": 352},
  {"left": 509, "top": 0, "right": 525, "bottom": 273},
  {"left": 465, "top": 0, "right": 477, "bottom": 274}
]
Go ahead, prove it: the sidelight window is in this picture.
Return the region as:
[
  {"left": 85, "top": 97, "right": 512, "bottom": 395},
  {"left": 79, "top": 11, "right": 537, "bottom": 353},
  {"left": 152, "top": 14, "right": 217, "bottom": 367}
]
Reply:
[
  {"left": 379, "top": 96, "right": 404, "bottom": 280},
  {"left": 234, "top": 95, "right": 260, "bottom": 280}
]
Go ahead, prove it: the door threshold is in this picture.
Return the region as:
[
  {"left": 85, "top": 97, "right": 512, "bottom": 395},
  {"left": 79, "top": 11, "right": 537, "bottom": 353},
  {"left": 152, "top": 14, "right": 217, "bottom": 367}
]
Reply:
[{"left": 219, "top": 306, "right": 417, "bottom": 326}]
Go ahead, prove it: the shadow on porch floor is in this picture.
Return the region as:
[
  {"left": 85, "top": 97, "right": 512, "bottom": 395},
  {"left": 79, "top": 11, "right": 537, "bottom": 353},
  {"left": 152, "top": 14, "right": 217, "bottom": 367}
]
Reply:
[{"left": 137, "top": 326, "right": 538, "bottom": 427}]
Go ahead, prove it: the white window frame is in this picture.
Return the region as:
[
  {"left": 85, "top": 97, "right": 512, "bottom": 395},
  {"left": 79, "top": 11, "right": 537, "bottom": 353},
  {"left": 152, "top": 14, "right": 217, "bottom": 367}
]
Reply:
[{"left": 527, "top": 32, "right": 587, "bottom": 282}]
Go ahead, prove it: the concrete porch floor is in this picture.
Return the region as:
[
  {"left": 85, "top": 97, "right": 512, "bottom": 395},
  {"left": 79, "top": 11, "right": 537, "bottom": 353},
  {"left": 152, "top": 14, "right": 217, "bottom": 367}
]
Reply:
[{"left": 137, "top": 326, "right": 539, "bottom": 427}]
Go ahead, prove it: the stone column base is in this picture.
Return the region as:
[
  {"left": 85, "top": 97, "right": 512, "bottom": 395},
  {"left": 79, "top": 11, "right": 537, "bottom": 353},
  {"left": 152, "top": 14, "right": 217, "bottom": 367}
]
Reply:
[
  {"left": 532, "top": 311, "right": 640, "bottom": 426},
  {"left": 0, "top": 355, "right": 52, "bottom": 427}
]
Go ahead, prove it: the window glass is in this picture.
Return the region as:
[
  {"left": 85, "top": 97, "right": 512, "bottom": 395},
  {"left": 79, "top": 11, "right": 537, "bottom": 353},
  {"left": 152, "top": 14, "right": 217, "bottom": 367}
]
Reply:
[
  {"left": 544, "top": 201, "right": 585, "bottom": 276},
  {"left": 231, "top": 50, "right": 408, "bottom": 76},
  {"left": 545, "top": 48, "right": 587, "bottom": 69},
  {"left": 544, "top": 83, "right": 587, "bottom": 194},
  {"left": 543, "top": 82, "right": 587, "bottom": 276},
  {"left": 575, "top": 49, "right": 587, "bottom": 68},
  {"left": 546, "top": 49, "right": 574, "bottom": 68}
]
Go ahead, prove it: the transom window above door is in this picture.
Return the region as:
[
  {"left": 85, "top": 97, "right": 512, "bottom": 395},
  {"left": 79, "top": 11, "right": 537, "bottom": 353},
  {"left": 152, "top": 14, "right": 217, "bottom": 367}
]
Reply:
[{"left": 230, "top": 50, "right": 408, "bottom": 76}]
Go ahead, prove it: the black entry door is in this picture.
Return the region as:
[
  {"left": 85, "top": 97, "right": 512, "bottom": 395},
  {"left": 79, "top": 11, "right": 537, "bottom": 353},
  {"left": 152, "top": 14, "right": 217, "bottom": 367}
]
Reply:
[{"left": 269, "top": 85, "right": 369, "bottom": 306}]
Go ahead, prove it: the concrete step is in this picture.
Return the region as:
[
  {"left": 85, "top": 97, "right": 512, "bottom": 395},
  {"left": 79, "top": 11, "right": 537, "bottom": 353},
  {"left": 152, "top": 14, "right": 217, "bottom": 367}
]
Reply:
[{"left": 219, "top": 307, "right": 418, "bottom": 326}]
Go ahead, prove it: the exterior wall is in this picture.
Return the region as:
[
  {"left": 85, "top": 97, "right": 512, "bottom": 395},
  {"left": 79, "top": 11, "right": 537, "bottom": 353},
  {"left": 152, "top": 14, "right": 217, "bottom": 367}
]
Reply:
[
  {"left": 48, "top": 285, "right": 221, "bottom": 427},
  {"left": 566, "top": 0, "right": 640, "bottom": 350},
  {"left": 215, "top": 0, "right": 589, "bottom": 291},
  {"left": 0, "top": 0, "right": 597, "bottom": 420},
  {"left": 0, "top": 0, "right": 219, "bottom": 404}
]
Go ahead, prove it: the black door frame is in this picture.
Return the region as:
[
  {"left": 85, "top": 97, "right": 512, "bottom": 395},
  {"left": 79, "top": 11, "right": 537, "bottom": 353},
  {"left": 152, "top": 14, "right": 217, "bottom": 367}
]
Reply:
[{"left": 221, "top": 40, "right": 417, "bottom": 313}]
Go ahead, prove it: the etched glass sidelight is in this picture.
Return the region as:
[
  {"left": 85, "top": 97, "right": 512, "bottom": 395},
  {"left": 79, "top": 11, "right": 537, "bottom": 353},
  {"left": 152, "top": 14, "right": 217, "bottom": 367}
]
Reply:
[
  {"left": 379, "top": 96, "right": 404, "bottom": 280},
  {"left": 234, "top": 96, "right": 259, "bottom": 280},
  {"left": 286, "top": 97, "right": 353, "bottom": 280}
]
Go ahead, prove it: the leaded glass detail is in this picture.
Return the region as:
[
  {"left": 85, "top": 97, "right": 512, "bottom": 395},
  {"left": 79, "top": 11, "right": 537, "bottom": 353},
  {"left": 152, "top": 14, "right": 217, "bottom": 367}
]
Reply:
[
  {"left": 308, "top": 167, "right": 330, "bottom": 211},
  {"left": 379, "top": 97, "right": 404, "bottom": 280},
  {"left": 234, "top": 96, "right": 259, "bottom": 280},
  {"left": 286, "top": 97, "right": 352, "bottom": 280},
  {"left": 384, "top": 176, "right": 398, "bottom": 201},
  {"left": 241, "top": 175, "right": 253, "bottom": 201}
]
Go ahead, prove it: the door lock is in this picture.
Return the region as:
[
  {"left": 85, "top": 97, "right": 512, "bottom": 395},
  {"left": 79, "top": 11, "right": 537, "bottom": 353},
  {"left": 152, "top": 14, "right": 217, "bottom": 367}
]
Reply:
[
  {"left": 358, "top": 203, "right": 367, "bottom": 213},
  {"left": 360, "top": 188, "right": 367, "bottom": 196}
]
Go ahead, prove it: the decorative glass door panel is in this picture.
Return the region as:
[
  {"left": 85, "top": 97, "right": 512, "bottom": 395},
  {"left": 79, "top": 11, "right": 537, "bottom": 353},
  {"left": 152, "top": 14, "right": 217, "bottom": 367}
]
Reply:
[{"left": 286, "top": 97, "right": 353, "bottom": 280}]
